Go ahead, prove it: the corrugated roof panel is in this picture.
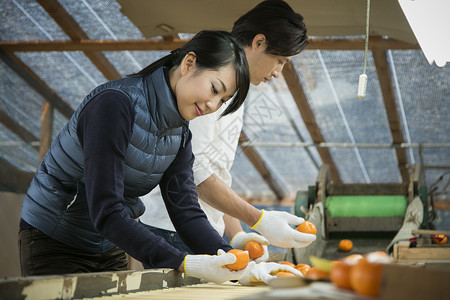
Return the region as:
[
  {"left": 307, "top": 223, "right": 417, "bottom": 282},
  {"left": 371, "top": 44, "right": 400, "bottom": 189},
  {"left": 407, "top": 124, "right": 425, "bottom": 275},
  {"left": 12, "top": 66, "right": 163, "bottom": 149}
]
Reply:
[
  {"left": 103, "top": 51, "right": 169, "bottom": 77},
  {"left": 390, "top": 50, "right": 450, "bottom": 190},
  {"left": 0, "top": 124, "right": 38, "bottom": 171},
  {"left": 58, "top": 0, "right": 145, "bottom": 40},
  {"left": 292, "top": 49, "right": 402, "bottom": 183},
  {"left": 1, "top": 0, "right": 69, "bottom": 41},
  {"left": 15, "top": 51, "right": 106, "bottom": 108},
  {"left": 0, "top": 60, "right": 44, "bottom": 138}
]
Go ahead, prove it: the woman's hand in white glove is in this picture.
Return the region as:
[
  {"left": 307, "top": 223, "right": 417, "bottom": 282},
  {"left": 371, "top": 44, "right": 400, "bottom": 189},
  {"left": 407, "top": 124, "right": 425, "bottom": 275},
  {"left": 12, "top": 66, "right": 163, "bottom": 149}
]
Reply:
[
  {"left": 184, "top": 249, "right": 255, "bottom": 284},
  {"left": 230, "top": 232, "right": 269, "bottom": 263},
  {"left": 239, "top": 262, "right": 303, "bottom": 286},
  {"left": 252, "top": 210, "right": 316, "bottom": 248}
]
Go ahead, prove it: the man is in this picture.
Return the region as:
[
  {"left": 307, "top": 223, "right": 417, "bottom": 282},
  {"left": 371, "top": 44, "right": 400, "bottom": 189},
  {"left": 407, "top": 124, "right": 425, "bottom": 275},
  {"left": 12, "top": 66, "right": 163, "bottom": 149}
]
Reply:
[{"left": 141, "top": 0, "right": 315, "bottom": 264}]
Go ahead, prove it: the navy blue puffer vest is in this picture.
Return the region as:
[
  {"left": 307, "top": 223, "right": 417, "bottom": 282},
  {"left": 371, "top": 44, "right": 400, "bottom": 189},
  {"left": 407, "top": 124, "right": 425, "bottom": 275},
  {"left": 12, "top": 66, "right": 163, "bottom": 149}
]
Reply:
[{"left": 20, "top": 67, "right": 189, "bottom": 253}]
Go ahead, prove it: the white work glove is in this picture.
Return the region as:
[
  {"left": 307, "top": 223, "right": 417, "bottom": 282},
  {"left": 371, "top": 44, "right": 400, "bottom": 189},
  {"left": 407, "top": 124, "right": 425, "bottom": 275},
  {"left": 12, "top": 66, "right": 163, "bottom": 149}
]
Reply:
[
  {"left": 230, "top": 231, "right": 269, "bottom": 263},
  {"left": 252, "top": 210, "right": 316, "bottom": 248},
  {"left": 184, "top": 249, "right": 255, "bottom": 284},
  {"left": 239, "top": 262, "right": 303, "bottom": 286}
]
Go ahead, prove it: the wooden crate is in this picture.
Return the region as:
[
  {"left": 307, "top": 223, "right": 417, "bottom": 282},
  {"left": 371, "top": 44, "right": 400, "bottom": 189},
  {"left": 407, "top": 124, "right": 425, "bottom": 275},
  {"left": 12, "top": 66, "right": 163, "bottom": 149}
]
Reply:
[{"left": 393, "top": 230, "right": 450, "bottom": 261}]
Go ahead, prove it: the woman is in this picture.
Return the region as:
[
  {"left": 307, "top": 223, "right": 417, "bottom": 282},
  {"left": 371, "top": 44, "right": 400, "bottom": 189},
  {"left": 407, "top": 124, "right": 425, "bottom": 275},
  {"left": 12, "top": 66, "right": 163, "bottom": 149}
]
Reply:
[{"left": 19, "top": 30, "right": 251, "bottom": 283}]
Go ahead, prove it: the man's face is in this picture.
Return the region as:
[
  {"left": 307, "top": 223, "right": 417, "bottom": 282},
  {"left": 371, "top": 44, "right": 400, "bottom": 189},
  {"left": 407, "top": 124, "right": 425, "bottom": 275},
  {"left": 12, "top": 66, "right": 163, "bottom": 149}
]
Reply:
[{"left": 245, "top": 36, "right": 292, "bottom": 86}]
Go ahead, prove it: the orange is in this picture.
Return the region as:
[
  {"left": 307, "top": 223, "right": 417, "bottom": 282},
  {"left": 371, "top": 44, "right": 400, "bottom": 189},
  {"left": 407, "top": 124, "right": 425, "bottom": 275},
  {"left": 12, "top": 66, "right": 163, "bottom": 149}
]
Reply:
[
  {"left": 280, "top": 261, "right": 296, "bottom": 268},
  {"left": 366, "top": 250, "right": 388, "bottom": 256},
  {"left": 338, "top": 239, "right": 353, "bottom": 252},
  {"left": 330, "top": 261, "right": 353, "bottom": 290},
  {"left": 275, "top": 271, "right": 297, "bottom": 278},
  {"left": 364, "top": 251, "right": 391, "bottom": 264},
  {"left": 226, "top": 249, "right": 249, "bottom": 271},
  {"left": 296, "top": 221, "right": 317, "bottom": 235},
  {"left": 349, "top": 259, "right": 383, "bottom": 297},
  {"left": 432, "top": 234, "right": 448, "bottom": 245},
  {"left": 295, "top": 263, "right": 311, "bottom": 276},
  {"left": 342, "top": 254, "right": 363, "bottom": 265},
  {"left": 244, "top": 241, "right": 264, "bottom": 259},
  {"left": 305, "top": 267, "right": 330, "bottom": 280}
]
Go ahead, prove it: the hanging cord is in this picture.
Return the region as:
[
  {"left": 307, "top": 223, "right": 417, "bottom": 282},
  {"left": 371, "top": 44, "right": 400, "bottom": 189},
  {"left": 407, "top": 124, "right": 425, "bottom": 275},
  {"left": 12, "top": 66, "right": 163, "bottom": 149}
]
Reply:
[
  {"left": 358, "top": 0, "right": 371, "bottom": 98},
  {"left": 363, "top": 0, "right": 371, "bottom": 75}
]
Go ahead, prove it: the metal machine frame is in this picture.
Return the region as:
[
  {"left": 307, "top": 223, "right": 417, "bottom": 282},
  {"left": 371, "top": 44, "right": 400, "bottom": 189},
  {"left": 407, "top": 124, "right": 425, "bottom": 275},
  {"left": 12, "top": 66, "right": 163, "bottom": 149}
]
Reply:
[{"left": 299, "top": 164, "right": 428, "bottom": 238}]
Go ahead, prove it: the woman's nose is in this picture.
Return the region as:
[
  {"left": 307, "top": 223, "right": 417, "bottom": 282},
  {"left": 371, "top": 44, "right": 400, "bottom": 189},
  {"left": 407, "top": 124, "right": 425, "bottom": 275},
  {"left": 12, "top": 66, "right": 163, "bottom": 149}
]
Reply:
[{"left": 206, "top": 97, "right": 222, "bottom": 112}]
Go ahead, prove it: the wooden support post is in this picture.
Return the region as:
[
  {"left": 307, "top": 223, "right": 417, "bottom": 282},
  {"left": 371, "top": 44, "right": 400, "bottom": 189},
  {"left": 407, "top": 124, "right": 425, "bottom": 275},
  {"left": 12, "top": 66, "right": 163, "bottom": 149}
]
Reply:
[
  {"left": 282, "top": 62, "right": 341, "bottom": 184},
  {"left": 372, "top": 48, "right": 409, "bottom": 183},
  {"left": 39, "top": 101, "right": 54, "bottom": 162}
]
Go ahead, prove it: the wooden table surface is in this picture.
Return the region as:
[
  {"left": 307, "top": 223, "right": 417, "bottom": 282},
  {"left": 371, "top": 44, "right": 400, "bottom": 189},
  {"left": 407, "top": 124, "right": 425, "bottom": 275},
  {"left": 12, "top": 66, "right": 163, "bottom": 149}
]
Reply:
[{"left": 87, "top": 282, "right": 269, "bottom": 300}]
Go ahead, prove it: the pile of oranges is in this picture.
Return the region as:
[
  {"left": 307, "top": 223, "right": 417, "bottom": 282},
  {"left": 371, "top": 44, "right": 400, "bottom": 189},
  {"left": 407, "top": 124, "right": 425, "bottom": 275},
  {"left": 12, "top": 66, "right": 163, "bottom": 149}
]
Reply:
[
  {"left": 288, "top": 252, "right": 391, "bottom": 297},
  {"left": 280, "top": 261, "right": 312, "bottom": 276},
  {"left": 330, "top": 251, "right": 391, "bottom": 297}
]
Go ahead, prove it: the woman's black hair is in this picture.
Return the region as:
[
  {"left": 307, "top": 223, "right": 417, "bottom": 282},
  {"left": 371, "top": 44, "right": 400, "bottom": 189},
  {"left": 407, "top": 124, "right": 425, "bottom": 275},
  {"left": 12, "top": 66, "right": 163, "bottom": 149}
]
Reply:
[
  {"left": 130, "top": 30, "right": 249, "bottom": 117},
  {"left": 231, "top": 0, "right": 308, "bottom": 56}
]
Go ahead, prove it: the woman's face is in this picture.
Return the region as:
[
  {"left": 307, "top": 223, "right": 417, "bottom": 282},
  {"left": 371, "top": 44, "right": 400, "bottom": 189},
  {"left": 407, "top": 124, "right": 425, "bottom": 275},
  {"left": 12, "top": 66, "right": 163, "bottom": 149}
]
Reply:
[{"left": 174, "top": 54, "right": 237, "bottom": 121}]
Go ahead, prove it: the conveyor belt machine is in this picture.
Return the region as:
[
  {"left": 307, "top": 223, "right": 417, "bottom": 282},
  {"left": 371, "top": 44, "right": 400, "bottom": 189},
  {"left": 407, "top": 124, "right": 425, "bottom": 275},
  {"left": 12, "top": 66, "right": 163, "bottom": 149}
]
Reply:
[{"left": 295, "top": 164, "right": 429, "bottom": 238}]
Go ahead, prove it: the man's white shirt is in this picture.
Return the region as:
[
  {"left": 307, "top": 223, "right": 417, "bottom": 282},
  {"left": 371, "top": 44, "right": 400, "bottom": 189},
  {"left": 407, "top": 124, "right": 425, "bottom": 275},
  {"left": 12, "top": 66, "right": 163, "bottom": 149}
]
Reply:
[{"left": 140, "top": 103, "right": 244, "bottom": 236}]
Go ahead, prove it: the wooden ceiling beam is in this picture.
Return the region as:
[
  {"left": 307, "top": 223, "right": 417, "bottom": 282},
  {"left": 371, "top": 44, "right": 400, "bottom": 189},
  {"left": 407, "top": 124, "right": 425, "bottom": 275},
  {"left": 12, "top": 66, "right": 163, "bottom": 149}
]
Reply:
[
  {"left": 0, "top": 50, "right": 74, "bottom": 119},
  {"left": 282, "top": 61, "right": 342, "bottom": 184},
  {"left": 239, "top": 131, "right": 286, "bottom": 200},
  {"left": 372, "top": 48, "right": 409, "bottom": 182},
  {"left": 0, "top": 36, "right": 419, "bottom": 52},
  {"left": 0, "top": 39, "right": 186, "bottom": 52},
  {"left": 308, "top": 36, "right": 419, "bottom": 50},
  {"left": 37, "top": 0, "right": 121, "bottom": 81}
]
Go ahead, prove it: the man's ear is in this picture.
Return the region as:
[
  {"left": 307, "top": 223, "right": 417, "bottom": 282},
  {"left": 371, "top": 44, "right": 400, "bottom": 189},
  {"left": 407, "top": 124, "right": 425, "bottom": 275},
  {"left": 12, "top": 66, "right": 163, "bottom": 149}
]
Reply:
[
  {"left": 180, "top": 52, "right": 197, "bottom": 76},
  {"left": 252, "top": 34, "right": 266, "bottom": 50}
]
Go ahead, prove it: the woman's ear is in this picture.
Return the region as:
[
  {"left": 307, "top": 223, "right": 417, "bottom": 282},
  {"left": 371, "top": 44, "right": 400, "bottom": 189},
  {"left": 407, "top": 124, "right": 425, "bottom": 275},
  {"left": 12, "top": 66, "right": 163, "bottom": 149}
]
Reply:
[
  {"left": 252, "top": 34, "right": 266, "bottom": 50},
  {"left": 180, "top": 52, "right": 197, "bottom": 76}
]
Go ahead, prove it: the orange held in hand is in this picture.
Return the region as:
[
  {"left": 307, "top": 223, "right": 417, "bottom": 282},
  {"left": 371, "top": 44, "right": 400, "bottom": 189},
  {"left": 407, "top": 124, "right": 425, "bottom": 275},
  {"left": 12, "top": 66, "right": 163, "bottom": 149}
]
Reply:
[
  {"left": 296, "top": 221, "right": 317, "bottom": 235},
  {"left": 275, "top": 271, "right": 296, "bottom": 278},
  {"left": 338, "top": 239, "right": 353, "bottom": 252},
  {"left": 280, "top": 261, "right": 296, "bottom": 268},
  {"left": 226, "top": 249, "right": 249, "bottom": 271},
  {"left": 245, "top": 241, "right": 264, "bottom": 259}
]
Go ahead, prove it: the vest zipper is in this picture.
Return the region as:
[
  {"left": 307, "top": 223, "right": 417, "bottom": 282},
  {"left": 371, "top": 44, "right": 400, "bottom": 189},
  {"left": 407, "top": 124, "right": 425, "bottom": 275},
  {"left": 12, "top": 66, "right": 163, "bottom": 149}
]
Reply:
[{"left": 181, "top": 127, "right": 188, "bottom": 148}]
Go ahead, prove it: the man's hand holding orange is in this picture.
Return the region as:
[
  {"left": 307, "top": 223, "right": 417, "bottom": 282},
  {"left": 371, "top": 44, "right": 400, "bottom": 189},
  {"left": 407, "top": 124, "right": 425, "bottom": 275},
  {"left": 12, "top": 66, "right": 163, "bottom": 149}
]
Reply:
[{"left": 251, "top": 210, "right": 316, "bottom": 248}]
